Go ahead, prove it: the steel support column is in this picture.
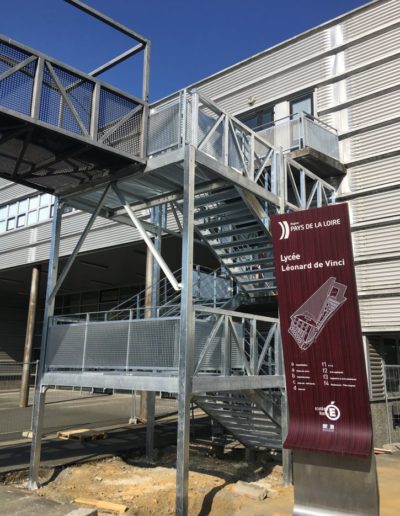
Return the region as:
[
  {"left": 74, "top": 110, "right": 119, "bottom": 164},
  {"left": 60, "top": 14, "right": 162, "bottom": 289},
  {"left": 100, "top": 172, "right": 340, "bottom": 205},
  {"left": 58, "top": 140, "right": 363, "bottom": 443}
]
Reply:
[
  {"left": 176, "top": 145, "right": 195, "bottom": 516},
  {"left": 19, "top": 265, "right": 40, "bottom": 408},
  {"left": 28, "top": 198, "right": 63, "bottom": 489}
]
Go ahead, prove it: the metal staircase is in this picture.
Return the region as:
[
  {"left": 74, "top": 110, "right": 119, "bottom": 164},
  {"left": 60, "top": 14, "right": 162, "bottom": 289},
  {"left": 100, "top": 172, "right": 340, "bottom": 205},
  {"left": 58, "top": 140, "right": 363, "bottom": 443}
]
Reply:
[
  {"left": 182, "top": 186, "right": 275, "bottom": 297},
  {"left": 194, "top": 391, "right": 282, "bottom": 449}
]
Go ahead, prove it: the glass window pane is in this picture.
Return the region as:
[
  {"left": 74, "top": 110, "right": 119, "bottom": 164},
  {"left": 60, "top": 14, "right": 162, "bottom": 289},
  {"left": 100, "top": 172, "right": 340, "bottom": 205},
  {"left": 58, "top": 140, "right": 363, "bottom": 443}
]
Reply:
[
  {"left": 40, "top": 193, "right": 51, "bottom": 207},
  {"left": 27, "top": 210, "right": 37, "bottom": 225},
  {"left": 17, "top": 214, "right": 26, "bottom": 227},
  {"left": 18, "top": 199, "right": 28, "bottom": 213},
  {"left": 38, "top": 206, "right": 49, "bottom": 221},
  {"left": 242, "top": 114, "right": 258, "bottom": 130},
  {"left": 0, "top": 206, "right": 6, "bottom": 220},
  {"left": 0, "top": 220, "right": 6, "bottom": 232},
  {"left": 291, "top": 96, "right": 312, "bottom": 116},
  {"left": 29, "top": 196, "right": 39, "bottom": 210},
  {"left": 8, "top": 203, "right": 17, "bottom": 217},
  {"left": 6, "top": 217, "right": 15, "bottom": 230},
  {"left": 260, "top": 111, "right": 273, "bottom": 126}
]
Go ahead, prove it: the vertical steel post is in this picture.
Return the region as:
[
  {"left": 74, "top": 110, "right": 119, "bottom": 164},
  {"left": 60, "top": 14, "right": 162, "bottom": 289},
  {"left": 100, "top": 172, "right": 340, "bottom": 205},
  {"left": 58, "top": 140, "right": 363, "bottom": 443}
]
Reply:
[
  {"left": 249, "top": 319, "right": 257, "bottom": 375},
  {"left": 31, "top": 57, "right": 44, "bottom": 119},
  {"left": 176, "top": 145, "right": 195, "bottom": 516},
  {"left": 28, "top": 198, "right": 62, "bottom": 489},
  {"left": 19, "top": 266, "right": 40, "bottom": 408}
]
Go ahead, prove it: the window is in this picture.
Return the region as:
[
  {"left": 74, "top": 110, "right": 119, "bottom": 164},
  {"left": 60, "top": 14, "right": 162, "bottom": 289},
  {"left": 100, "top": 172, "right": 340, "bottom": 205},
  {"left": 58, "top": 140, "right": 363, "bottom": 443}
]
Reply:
[
  {"left": 290, "top": 95, "right": 313, "bottom": 117},
  {"left": 239, "top": 107, "right": 274, "bottom": 132},
  {"left": 0, "top": 193, "right": 75, "bottom": 234}
]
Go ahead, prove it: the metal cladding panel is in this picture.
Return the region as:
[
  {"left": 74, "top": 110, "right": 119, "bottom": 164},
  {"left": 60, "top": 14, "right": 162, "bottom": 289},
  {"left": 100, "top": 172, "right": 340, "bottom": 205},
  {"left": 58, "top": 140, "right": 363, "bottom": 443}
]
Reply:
[
  {"left": 359, "top": 296, "right": 400, "bottom": 332},
  {"left": 196, "top": 30, "right": 330, "bottom": 102},
  {"left": 345, "top": 57, "right": 400, "bottom": 101},
  {"left": 348, "top": 154, "right": 400, "bottom": 191},
  {"left": 316, "top": 84, "right": 336, "bottom": 112},
  {"left": 0, "top": 209, "right": 180, "bottom": 270},
  {"left": 353, "top": 225, "right": 400, "bottom": 258},
  {"left": 347, "top": 90, "right": 400, "bottom": 129},
  {"left": 342, "top": 0, "right": 400, "bottom": 40},
  {"left": 215, "top": 58, "right": 331, "bottom": 115},
  {"left": 348, "top": 121, "right": 400, "bottom": 162},
  {"left": 345, "top": 25, "right": 400, "bottom": 70},
  {"left": 356, "top": 260, "right": 400, "bottom": 293},
  {"left": 0, "top": 180, "right": 36, "bottom": 205},
  {"left": 351, "top": 190, "right": 400, "bottom": 223}
]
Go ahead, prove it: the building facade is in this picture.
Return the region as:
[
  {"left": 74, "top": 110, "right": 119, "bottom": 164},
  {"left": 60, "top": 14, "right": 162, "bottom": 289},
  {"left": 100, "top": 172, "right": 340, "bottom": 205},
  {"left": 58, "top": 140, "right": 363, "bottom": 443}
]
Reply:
[{"left": 1, "top": 0, "right": 399, "bottom": 445}]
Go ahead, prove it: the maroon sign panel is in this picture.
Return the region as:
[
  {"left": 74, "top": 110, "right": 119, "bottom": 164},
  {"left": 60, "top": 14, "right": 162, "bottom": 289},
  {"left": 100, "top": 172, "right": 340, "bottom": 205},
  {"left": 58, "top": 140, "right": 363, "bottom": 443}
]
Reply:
[{"left": 272, "top": 204, "right": 372, "bottom": 457}]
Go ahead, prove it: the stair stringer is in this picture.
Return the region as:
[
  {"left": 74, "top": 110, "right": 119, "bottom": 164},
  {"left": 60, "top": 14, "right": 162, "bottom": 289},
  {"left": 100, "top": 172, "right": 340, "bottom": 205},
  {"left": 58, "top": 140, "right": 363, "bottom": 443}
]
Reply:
[{"left": 193, "top": 390, "right": 282, "bottom": 450}]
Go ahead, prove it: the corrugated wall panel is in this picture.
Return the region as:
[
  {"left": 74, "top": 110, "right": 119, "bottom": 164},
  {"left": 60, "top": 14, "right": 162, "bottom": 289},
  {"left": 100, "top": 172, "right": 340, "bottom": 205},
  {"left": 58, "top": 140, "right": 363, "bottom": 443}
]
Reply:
[
  {"left": 346, "top": 57, "right": 400, "bottom": 101},
  {"left": 351, "top": 190, "right": 400, "bottom": 223},
  {"left": 0, "top": 210, "right": 180, "bottom": 270},
  {"left": 353, "top": 225, "right": 400, "bottom": 258},
  {"left": 348, "top": 154, "right": 400, "bottom": 191},
  {"left": 316, "top": 84, "right": 335, "bottom": 112},
  {"left": 342, "top": 0, "right": 400, "bottom": 40},
  {"left": 216, "top": 58, "right": 332, "bottom": 115},
  {"left": 345, "top": 25, "right": 400, "bottom": 69},
  {"left": 347, "top": 90, "right": 400, "bottom": 129},
  {"left": 359, "top": 296, "right": 400, "bottom": 331},
  {"left": 0, "top": 181, "right": 36, "bottom": 205},
  {"left": 348, "top": 121, "right": 400, "bottom": 161},
  {"left": 356, "top": 261, "right": 400, "bottom": 292},
  {"left": 197, "top": 31, "right": 331, "bottom": 103},
  {"left": 349, "top": 93, "right": 400, "bottom": 131}
]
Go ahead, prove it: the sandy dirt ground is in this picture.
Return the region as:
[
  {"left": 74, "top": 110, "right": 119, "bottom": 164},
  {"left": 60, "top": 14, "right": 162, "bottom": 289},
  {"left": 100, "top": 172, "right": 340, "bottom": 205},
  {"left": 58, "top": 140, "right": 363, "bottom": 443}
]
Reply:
[{"left": 33, "top": 445, "right": 293, "bottom": 515}]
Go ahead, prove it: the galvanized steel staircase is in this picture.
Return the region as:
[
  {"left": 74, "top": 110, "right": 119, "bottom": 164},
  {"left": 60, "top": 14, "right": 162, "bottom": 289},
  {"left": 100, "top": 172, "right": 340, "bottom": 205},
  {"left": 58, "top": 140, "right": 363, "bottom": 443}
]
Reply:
[
  {"left": 191, "top": 185, "right": 275, "bottom": 298},
  {"left": 194, "top": 391, "right": 282, "bottom": 449}
]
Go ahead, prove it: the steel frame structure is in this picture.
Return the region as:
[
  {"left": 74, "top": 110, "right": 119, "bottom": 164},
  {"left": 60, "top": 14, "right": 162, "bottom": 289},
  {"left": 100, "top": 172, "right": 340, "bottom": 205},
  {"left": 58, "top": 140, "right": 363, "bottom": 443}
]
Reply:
[{"left": 0, "top": 4, "right": 342, "bottom": 514}]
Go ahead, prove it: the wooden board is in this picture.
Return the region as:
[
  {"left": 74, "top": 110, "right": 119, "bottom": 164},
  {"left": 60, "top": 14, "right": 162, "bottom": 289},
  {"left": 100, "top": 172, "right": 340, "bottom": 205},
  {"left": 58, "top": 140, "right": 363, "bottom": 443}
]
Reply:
[
  {"left": 57, "top": 428, "right": 108, "bottom": 442},
  {"left": 75, "top": 497, "right": 128, "bottom": 513}
]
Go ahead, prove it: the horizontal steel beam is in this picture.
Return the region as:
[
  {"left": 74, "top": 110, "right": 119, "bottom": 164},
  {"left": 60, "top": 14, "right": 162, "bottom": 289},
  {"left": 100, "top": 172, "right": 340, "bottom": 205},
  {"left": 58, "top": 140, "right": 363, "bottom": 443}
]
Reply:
[
  {"left": 195, "top": 305, "right": 279, "bottom": 324},
  {"left": 192, "top": 375, "right": 285, "bottom": 393},
  {"left": 42, "top": 371, "right": 179, "bottom": 392},
  {"left": 195, "top": 149, "right": 281, "bottom": 206}
]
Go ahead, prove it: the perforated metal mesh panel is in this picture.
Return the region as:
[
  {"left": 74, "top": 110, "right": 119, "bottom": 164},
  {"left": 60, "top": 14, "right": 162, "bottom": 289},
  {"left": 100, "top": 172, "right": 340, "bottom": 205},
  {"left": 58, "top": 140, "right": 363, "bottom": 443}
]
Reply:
[
  {"left": 40, "top": 63, "right": 93, "bottom": 135},
  {"left": 98, "top": 88, "right": 142, "bottom": 156},
  {"left": 47, "top": 324, "right": 85, "bottom": 369},
  {"left": 85, "top": 321, "right": 130, "bottom": 369},
  {"left": 198, "top": 110, "right": 223, "bottom": 161},
  {"left": 0, "top": 42, "right": 36, "bottom": 115},
  {"left": 147, "top": 101, "right": 180, "bottom": 155},
  {"left": 128, "top": 318, "right": 179, "bottom": 369},
  {"left": 46, "top": 318, "right": 180, "bottom": 371}
]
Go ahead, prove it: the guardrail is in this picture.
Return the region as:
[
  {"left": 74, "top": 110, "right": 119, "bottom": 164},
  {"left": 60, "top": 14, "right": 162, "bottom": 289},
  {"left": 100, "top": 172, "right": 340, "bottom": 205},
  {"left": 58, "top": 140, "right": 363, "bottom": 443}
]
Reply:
[
  {"left": 385, "top": 365, "right": 400, "bottom": 399},
  {"left": 0, "top": 360, "right": 38, "bottom": 391},
  {"left": 46, "top": 307, "right": 280, "bottom": 377},
  {"left": 260, "top": 112, "right": 340, "bottom": 161},
  {"left": 0, "top": 35, "right": 146, "bottom": 159},
  {"left": 148, "top": 90, "right": 276, "bottom": 192}
]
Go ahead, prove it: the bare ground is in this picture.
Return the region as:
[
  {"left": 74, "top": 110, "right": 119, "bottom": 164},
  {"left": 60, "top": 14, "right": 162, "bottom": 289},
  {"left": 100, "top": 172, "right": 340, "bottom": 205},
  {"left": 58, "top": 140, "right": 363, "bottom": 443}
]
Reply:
[{"left": 11, "top": 445, "right": 293, "bottom": 515}]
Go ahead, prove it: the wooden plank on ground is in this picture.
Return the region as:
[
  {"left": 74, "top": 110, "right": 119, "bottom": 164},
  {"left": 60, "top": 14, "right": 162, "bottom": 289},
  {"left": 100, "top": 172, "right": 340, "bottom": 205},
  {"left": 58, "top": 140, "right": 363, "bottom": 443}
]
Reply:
[
  {"left": 75, "top": 497, "right": 128, "bottom": 513},
  {"left": 57, "top": 428, "right": 108, "bottom": 442}
]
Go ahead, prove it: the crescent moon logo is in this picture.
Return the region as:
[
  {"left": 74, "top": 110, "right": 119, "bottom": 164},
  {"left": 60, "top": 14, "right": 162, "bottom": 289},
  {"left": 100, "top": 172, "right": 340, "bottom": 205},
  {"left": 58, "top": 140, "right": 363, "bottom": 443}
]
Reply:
[{"left": 278, "top": 221, "right": 290, "bottom": 240}]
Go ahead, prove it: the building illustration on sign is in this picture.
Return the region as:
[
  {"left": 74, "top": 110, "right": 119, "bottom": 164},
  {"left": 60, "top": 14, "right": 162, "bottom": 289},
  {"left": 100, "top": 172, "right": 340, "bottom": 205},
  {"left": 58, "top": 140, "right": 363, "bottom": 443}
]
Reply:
[{"left": 289, "top": 277, "right": 347, "bottom": 351}]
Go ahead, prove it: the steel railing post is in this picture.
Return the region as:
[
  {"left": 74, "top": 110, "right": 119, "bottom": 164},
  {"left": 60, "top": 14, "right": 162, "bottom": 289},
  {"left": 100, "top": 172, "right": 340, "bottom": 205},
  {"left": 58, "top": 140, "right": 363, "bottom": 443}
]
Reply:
[
  {"left": 31, "top": 57, "right": 44, "bottom": 119},
  {"left": 190, "top": 90, "right": 199, "bottom": 147},
  {"left": 249, "top": 319, "right": 257, "bottom": 375}
]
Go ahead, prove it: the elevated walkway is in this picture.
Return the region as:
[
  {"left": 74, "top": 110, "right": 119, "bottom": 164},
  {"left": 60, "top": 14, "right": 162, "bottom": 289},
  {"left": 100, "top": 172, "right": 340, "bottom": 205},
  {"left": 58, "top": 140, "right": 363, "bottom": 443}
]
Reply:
[{"left": 0, "top": 35, "right": 147, "bottom": 195}]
